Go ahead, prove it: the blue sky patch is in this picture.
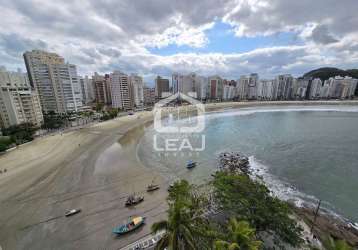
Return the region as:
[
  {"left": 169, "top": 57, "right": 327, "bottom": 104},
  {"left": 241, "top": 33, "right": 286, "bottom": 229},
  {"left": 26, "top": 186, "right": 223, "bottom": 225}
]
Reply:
[{"left": 148, "top": 21, "right": 304, "bottom": 56}]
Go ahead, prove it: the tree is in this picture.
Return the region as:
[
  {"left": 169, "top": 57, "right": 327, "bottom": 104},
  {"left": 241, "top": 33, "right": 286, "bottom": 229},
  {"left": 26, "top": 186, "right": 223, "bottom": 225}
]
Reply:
[
  {"left": 324, "top": 237, "right": 352, "bottom": 250},
  {"left": 152, "top": 200, "right": 197, "bottom": 250},
  {"left": 214, "top": 218, "right": 261, "bottom": 250},
  {"left": 0, "top": 136, "right": 13, "bottom": 152},
  {"left": 152, "top": 180, "right": 213, "bottom": 250},
  {"left": 95, "top": 103, "right": 104, "bottom": 112},
  {"left": 2, "top": 123, "right": 37, "bottom": 144},
  {"left": 212, "top": 172, "right": 303, "bottom": 248},
  {"left": 42, "top": 111, "right": 66, "bottom": 129}
]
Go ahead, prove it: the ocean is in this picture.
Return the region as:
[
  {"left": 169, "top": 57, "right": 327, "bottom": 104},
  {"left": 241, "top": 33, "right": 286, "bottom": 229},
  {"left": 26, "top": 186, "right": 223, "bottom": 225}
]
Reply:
[{"left": 137, "top": 105, "right": 358, "bottom": 222}]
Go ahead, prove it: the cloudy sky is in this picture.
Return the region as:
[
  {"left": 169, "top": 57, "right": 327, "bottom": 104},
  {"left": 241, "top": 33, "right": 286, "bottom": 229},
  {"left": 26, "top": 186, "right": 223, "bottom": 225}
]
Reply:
[{"left": 0, "top": 0, "right": 357, "bottom": 84}]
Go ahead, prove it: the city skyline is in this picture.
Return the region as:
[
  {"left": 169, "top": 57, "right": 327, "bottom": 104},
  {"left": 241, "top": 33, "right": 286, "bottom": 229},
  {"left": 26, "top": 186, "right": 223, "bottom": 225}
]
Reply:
[{"left": 0, "top": 0, "right": 357, "bottom": 84}]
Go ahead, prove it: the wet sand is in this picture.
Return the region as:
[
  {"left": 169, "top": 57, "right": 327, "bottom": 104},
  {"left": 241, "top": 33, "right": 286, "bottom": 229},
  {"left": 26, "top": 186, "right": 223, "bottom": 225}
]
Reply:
[
  {"left": 1, "top": 100, "right": 358, "bottom": 250},
  {"left": 0, "top": 111, "right": 168, "bottom": 250}
]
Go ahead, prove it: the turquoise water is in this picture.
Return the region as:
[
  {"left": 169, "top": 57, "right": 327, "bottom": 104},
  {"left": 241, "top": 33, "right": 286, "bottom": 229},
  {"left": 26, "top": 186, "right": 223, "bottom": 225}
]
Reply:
[{"left": 137, "top": 106, "right": 358, "bottom": 221}]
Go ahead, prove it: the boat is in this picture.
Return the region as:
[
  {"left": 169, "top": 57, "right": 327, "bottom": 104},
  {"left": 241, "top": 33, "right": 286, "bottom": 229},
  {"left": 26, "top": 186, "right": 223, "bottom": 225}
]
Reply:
[
  {"left": 65, "top": 209, "right": 81, "bottom": 217},
  {"left": 168, "top": 182, "right": 175, "bottom": 191},
  {"left": 186, "top": 160, "right": 197, "bottom": 169},
  {"left": 147, "top": 179, "right": 160, "bottom": 192},
  {"left": 147, "top": 184, "right": 160, "bottom": 192},
  {"left": 112, "top": 216, "right": 146, "bottom": 235},
  {"left": 125, "top": 194, "right": 144, "bottom": 206}
]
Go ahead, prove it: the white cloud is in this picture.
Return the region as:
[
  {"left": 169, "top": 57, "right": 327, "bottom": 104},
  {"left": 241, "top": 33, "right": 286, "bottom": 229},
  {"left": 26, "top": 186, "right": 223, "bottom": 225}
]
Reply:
[{"left": 0, "top": 0, "right": 357, "bottom": 82}]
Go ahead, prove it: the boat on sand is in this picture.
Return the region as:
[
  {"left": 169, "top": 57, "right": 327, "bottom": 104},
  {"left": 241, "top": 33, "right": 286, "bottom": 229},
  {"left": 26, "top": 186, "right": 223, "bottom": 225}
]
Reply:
[{"left": 112, "top": 216, "right": 146, "bottom": 234}]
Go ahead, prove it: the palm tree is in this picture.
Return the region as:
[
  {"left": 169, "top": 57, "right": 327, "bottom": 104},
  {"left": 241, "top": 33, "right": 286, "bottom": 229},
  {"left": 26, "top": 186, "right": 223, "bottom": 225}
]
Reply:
[
  {"left": 151, "top": 200, "right": 197, "bottom": 250},
  {"left": 151, "top": 180, "right": 210, "bottom": 250},
  {"left": 324, "top": 236, "right": 352, "bottom": 250},
  {"left": 214, "top": 218, "right": 261, "bottom": 250}
]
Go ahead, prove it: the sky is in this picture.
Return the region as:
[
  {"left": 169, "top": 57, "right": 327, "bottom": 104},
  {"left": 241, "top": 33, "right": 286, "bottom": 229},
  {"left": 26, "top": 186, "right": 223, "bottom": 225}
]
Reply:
[{"left": 0, "top": 0, "right": 357, "bottom": 85}]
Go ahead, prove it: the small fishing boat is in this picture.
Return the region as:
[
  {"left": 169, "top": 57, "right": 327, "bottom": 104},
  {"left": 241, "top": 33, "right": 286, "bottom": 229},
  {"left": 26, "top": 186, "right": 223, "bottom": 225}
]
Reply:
[
  {"left": 65, "top": 209, "right": 81, "bottom": 217},
  {"left": 186, "top": 160, "right": 197, "bottom": 169},
  {"left": 112, "top": 216, "right": 146, "bottom": 235},
  {"left": 147, "top": 184, "right": 160, "bottom": 192},
  {"left": 147, "top": 179, "right": 160, "bottom": 192},
  {"left": 125, "top": 194, "right": 144, "bottom": 206},
  {"left": 168, "top": 182, "right": 175, "bottom": 191}
]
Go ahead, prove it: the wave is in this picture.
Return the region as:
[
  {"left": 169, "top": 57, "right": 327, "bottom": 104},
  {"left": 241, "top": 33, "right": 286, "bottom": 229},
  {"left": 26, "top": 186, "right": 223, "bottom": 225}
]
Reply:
[
  {"left": 248, "top": 156, "right": 350, "bottom": 222},
  {"left": 204, "top": 105, "right": 358, "bottom": 121}
]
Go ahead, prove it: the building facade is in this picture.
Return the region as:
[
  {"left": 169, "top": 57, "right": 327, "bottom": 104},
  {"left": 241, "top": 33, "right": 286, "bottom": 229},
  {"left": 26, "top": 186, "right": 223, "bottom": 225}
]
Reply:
[
  {"left": 93, "top": 73, "right": 111, "bottom": 105},
  {"left": 172, "top": 73, "right": 196, "bottom": 95},
  {"left": 130, "top": 74, "right": 144, "bottom": 108},
  {"left": 325, "top": 76, "right": 358, "bottom": 99},
  {"left": 208, "top": 75, "right": 223, "bottom": 100},
  {"left": 80, "top": 76, "right": 95, "bottom": 104},
  {"left": 194, "top": 75, "right": 208, "bottom": 100},
  {"left": 0, "top": 67, "right": 43, "bottom": 128},
  {"left": 143, "top": 86, "right": 156, "bottom": 106},
  {"left": 275, "top": 74, "right": 294, "bottom": 100},
  {"left": 23, "top": 50, "right": 83, "bottom": 113},
  {"left": 155, "top": 76, "right": 170, "bottom": 99},
  {"left": 110, "top": 71, "right": 132, "bottom": 110},
  {"left": 308, "top": 78, "right": 322, "bottom": 99}
]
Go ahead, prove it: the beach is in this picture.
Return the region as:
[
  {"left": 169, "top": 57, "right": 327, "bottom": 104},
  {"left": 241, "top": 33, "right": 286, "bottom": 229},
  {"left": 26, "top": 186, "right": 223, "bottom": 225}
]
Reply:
[
  {"left": 0, "top": 111, "right": 168, "bottom": 250},
  {"left": 1, "top": 100, "right": 358, "bottom": 250}
]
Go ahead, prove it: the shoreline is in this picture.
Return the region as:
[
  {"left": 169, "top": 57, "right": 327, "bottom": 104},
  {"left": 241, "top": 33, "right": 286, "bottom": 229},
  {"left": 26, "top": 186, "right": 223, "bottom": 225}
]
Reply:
[{"left": 1, "top": 100, "right": 358, "bottom": 249}]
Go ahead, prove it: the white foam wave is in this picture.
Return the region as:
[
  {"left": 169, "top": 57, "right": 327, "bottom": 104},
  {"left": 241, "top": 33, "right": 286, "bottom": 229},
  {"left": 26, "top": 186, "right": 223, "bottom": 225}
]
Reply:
[
  {"left": 248, "top": 156, "right": 347, "bottom": 221},
  {"left": 204, "top": 105, "right": 358, "bottom": 121}
]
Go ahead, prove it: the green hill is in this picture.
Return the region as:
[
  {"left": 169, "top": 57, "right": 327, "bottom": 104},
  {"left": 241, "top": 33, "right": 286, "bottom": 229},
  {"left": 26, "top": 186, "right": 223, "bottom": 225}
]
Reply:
[{"left": 303, "top": 67, "right": 350, "bottom": 81}]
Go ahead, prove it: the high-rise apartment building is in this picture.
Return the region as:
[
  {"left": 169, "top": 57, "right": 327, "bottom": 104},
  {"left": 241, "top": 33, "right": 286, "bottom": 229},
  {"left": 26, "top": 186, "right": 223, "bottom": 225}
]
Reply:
[
  {"left": 172, "top": 73, "right": 196, "bottom": 95},
  {"left": 308, "top": 78, "right": 322, "bottom": 99},
  {"left": 257, "top": 80, "right": 274, "bottom": 100},
  {"left": 130, "top": 74, "right": 144, "bottom": 108},
  {"left": 325, "top": 76, "right": 358, "bottom": 99},
  {"left": 143, "top": 86, "right": 156, "bottom": 106},
  {"left": 237, "top": 75, "right": 249, "bottom": 100},
  {"left": 222, "top": 80, "right": 236, "bottom": 100},
  {"left": 110, "top": 71, "right": 132, "bottom": 110},
  {"left": 237, "top": 74, "right": 258, "bottom": 100},
  {"left": 155, "top": 76, "right": 170, "bottom": 99},
  {"left": 194, "top": 75, "right": 208, "bottom": 100},
  {"left": 23, "top": 50, "right": 83, "bottom": 113},
  {"left": 208, "top": 75, "right": 223, "bottom": 100},
  {"left": 275, "top": 74, "right": 294, "bottom": 100},
  {"left": 93, "top": 73, "right": 111, "bottom": 105},
  {"left": 0, "top": 67, "right": 43, "bottom": 128},
  {"left": 247, "top": 73, "right": 258, "bottom": 100},
  {"left": 80, "top": 76, "right": 95, "bottom": 104}
]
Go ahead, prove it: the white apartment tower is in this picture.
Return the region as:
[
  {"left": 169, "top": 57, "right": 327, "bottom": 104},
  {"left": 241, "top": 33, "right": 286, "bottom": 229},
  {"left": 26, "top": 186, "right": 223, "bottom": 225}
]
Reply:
[
  {"left": 130, "top": 74, "right": 144, "bottom": 108},
  {"left": 0, "top": 67, "right": 43, "bottom": 128},
  {"left": 325, "top": 76, "right": 358, "bottom": 99},
  {"left": 23, "top": 50, "right": 83, "bottom": 113},
  {"left": 275, "top": 74, "right": 294, "bottom": 100},
  {"left": 308, "top": 78, "right": 322, "bottom": 99},
  {"left": 172, "top": 73, "right": 196, "bottom": 95},
  {"left": 110, "top": 71, "right": 133, "bottom": 110},
  {"left": 80, "top": 76, "right": 95, "bottom": 104},
  {"left": 194, "top": 75, "right": 208, "bottom": 100}
]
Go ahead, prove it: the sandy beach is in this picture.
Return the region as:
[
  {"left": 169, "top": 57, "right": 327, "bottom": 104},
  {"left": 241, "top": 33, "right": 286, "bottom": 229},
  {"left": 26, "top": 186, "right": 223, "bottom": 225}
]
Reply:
[
  {"left": 0, "top": 111, "right": 168, "bottom": 250},
  {"left": 1, "top": 100, "right": 358, "bottom": 250}
]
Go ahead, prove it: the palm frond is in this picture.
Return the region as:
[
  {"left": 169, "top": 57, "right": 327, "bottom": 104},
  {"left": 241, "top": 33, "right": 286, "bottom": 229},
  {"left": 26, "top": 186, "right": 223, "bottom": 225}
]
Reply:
[
  {"left": 151, "top": 220, "right": 169, "bottom": 233},
  {"left": 155, "top": 233, "right": 169, "bottom": 250}
]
